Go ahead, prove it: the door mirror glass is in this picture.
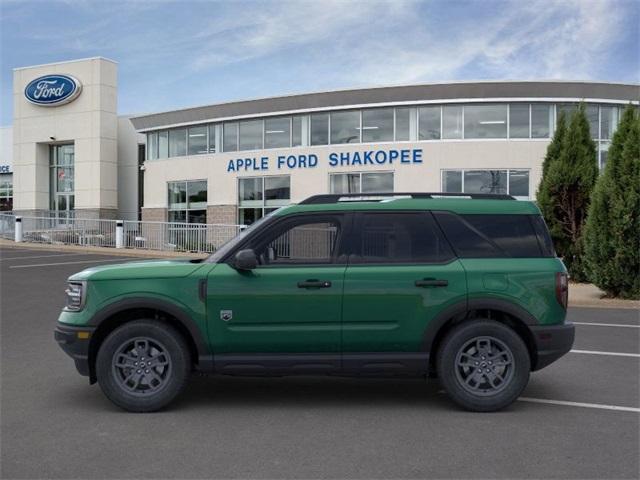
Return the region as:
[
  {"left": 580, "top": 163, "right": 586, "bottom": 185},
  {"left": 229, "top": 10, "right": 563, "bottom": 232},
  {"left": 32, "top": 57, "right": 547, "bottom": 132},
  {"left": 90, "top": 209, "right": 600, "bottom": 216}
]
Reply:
[{"left": 234, "top": 249, "right": 258, "bottom": 270}]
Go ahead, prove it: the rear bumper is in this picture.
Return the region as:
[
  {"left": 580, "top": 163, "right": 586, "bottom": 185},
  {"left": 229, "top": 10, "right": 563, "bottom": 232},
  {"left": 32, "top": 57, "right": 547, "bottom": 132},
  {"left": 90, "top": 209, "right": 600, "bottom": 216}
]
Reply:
[
  {"left": 54, "top": 323, "right": 95, "bottom": 377},
  {"left": 530, "top": 322, "right": 575, "bottom": 371}
]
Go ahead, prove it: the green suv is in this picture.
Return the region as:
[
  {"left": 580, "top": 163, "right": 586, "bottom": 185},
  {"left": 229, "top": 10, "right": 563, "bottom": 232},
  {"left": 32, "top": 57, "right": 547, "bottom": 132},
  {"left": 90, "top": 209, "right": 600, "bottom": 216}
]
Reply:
[{"left": 55, "top": 193, "right": 574, "bottom": 412}]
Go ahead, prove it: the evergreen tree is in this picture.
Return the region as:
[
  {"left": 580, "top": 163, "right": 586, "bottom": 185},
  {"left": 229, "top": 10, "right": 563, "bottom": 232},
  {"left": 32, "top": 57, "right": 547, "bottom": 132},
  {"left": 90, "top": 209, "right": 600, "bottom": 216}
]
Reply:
[
  {"left": 539, "top": 111, "right": 567, "bottom": 182},
  {"left": 584, "top": 106, "right": 640, "bottom": 298},
  {"left": 537, "top": 104, "right": 598, "bottom": 281}
]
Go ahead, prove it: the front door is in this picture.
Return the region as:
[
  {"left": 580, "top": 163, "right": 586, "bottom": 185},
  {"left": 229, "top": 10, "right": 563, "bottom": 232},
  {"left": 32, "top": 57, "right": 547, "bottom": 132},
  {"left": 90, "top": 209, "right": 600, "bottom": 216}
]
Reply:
[
  {"left": 207, "top": 213, "right": 349, "bottom": 372},
  {"left": 341, "top": 211, "right": 467, "bottom": 372}
]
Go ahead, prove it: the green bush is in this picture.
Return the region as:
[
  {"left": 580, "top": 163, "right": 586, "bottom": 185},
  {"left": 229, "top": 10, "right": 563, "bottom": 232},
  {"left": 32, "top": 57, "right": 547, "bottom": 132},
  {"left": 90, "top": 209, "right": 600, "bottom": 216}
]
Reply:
[
  {"left": 537, "top": 104, "right": 598, "bottom": 281},
  {"left": 584, "top": 106, "right": 640, "bottom": 299}
]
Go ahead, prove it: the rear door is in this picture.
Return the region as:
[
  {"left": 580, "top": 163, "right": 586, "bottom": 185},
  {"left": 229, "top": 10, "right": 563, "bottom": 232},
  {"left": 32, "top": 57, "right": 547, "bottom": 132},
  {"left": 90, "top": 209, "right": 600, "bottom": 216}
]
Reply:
[{"left": 341, "top": 211, "right": 467, "bottom": 371}]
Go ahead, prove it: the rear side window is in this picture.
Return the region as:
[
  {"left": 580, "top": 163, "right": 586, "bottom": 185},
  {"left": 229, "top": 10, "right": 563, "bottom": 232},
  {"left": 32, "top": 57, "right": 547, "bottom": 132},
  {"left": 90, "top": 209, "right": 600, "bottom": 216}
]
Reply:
[
  {"left": 530, "top": 215, "right": 556, "bottom": 257},
  {"left": 352, "top": 212, "right": 454, "bottom": 264},
  {"left": 434, "top": 212, "right": 543, "bottom": 258}
]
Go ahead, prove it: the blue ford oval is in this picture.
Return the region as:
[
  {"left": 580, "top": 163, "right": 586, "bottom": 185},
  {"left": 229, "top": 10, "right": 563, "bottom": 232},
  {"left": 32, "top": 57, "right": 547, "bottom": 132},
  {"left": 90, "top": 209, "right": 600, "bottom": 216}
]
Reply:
[{"left": 24, "top": 74, "right": 82, "bottom": 106}]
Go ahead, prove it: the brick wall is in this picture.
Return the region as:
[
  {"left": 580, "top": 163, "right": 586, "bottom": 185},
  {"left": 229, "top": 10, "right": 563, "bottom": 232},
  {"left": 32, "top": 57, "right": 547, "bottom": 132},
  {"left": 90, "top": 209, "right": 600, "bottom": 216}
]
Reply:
[{"left": 141, "top": 208, "right": 167, "bottom": 223}]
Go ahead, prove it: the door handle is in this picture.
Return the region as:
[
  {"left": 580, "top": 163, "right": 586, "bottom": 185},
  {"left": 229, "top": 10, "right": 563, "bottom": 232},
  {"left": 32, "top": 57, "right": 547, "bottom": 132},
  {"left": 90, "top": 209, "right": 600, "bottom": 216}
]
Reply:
[
  {"left": 297, "top": 279, "right": 332, "bottom": 289},
  {"left": 415, "top": 278, "right": 448, "bottom": 287}
]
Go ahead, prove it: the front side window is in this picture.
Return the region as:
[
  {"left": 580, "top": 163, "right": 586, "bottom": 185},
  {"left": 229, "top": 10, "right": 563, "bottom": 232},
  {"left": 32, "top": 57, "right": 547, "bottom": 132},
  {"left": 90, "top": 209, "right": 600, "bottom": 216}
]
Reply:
[
  {"left": 419, "top": 106, "right": 441, "bottom": 140},
  {"left": 187, "top": 126, "right": 208, "bottom": 155},
  {"left": 330, "top": 172, "right": 393, "bottom": 194},
  {"left": 330, "top": 110, "right": 360, "bottom": 144},
  {"left": 168, "top": 180, "right": 207, "bottom": 223},
  {"left": 265, "top": 117, "right": 291, "bottom": 149},
  {"left": 464, "top": 104, "right": 507, "bottom": 139},
  {"left": 362, "top": 108, "right": 393, "bottom": 143},
  {"left": 238, "top": 176, "right": 290, "bottom": 225},
  {"left": 168, "top": 128, "right": 187, "bottom": 157},
  {"left": 353, "top": 212, "right": 454, "bottom": 264},
  {"left": 254, "top": 216, "right": 341, "bottom": 265}
]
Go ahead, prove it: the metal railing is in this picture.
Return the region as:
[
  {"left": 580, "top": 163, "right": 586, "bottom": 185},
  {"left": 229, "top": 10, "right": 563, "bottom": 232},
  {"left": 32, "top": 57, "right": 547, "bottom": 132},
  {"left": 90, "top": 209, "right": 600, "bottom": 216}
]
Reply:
[{"left": 1, "top": 213, "right": 245, "bottom": 254}]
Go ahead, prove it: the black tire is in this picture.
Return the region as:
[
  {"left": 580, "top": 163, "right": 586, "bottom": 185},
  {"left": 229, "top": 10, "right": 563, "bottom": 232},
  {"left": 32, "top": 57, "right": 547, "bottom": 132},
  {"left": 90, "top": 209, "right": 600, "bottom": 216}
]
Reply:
[
  {"left": 436, "top": 320, "right": 530, "bottom": 412},
  {"left": 96, "top": 320, "right": 191, "bottom": 412}
]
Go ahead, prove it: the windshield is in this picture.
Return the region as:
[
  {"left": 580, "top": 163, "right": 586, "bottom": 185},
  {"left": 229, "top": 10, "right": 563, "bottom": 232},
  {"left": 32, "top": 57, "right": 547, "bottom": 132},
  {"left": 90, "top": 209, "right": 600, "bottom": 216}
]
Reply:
[{"left": 206, "top": 208, "right": 282, "bottom": 263}]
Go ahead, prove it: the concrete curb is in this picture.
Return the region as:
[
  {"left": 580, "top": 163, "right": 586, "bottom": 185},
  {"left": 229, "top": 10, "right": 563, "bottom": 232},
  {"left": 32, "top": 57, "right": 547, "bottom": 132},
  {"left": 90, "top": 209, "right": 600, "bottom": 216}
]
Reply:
[
  {"left": 568, "top": 282, "right": 640, "bottom": 310},
  {"left": 0, "top": 238, "right": 209, "bottom": 259}
]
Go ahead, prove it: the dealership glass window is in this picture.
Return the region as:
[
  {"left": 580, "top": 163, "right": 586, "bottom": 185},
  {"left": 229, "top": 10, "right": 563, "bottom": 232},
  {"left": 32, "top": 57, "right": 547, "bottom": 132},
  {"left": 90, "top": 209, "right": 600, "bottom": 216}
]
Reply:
[
  {"left": 208, "top": 124, "right": 217, "bottom": 153},
  {"left": 599, "top": 142, "right": 610, "bottom": 170},
  {"left": 239, "top": 120, "right": 264, "bottom": 150},
  {"left": 187, "top": 126, "right": 208, "bottom": 155},
  {"left": 556, "top": 103, "right": 577, "bottom": 120},
  {"left": 585, "top": 104, "right": 599, "bottom": 139},
  {"left": 531, "top": 104, "right": 552, "bottom": 138},
  {"left": 330, "top": 110, "right": 360, "bottom": 144},
  {"left": 395, "top": 107, "right": 411, "bottom": 141},
  {"left": 464, "top": 104, "right": 507, "bottom": 139},
  {"left": 49, "top": 144, "right": 75, "bottom": 218},
  {"left": 238, "top": 176, "right": 290, "bottom": 225},
  {"left": 330, "top": 172, "right": 393, "bottom": 194},
  {"left": 310, "top": 113, "right": 329, "bottom": 145},
  {"left": 0, "top": 173, "right": 13, "bottom": 211},
  {"left": 169, "top": 128, "right": 187, "bottom": 157},
  {"left": 362, "top": 108, "right": 394, "bottom": 143},
  {"left": 264, "top": 117, "right": 291, "bottom": 149},
  {"left": 600, "top": 106, "right": 619, "bottom": 140},
  {"left": 158, "top": 131, "right": 169, "bottom": 159},
  {"left": 441, "top": 169, "right": 530, "bottom": 199},
  {"left": 442, "top": 105, "right": 463, "bottom": 139},
  {"left": 168, "top": 180, "right": 207, "bottom": 223},
  {"left": 147, "top": 132, "right": 158, "bottom": 160},
  {"left": 292, "top": 116, "right": 303, "bottom": 147},
  {"left": 419, "top": 106, "right": 441, "bottom": 140},
  {"left": 509, "top": 104, "right": 529, "bottom": 138},
  {"left": 223, "top": 122, "right": 239, "bottom": 152}
]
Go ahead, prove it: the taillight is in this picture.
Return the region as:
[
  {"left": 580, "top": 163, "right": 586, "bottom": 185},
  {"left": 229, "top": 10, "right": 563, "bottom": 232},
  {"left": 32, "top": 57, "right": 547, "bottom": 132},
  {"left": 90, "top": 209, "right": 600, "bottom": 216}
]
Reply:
[{"left": 555, "top": 272, "right": 568, "bottom": 309}]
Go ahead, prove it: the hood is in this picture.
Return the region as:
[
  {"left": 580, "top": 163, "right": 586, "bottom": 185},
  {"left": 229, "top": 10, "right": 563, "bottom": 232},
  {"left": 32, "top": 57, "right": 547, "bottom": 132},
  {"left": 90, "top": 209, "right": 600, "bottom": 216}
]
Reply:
[{"left": 69, "top": 259, "right": 207, "bottom": 281}]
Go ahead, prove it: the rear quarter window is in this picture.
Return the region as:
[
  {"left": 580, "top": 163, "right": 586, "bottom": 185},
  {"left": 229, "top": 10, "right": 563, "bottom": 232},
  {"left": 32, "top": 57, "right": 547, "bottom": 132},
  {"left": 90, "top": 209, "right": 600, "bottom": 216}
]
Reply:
[{"left": 434, "top": 212, "right": 545, "bottom": 258}]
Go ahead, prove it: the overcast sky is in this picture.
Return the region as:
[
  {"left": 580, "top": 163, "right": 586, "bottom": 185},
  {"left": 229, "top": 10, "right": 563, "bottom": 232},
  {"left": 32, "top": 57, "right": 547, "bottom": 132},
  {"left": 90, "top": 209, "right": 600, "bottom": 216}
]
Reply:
[{"left": 1, "top": 0, "right": 638, "bottom": 125}]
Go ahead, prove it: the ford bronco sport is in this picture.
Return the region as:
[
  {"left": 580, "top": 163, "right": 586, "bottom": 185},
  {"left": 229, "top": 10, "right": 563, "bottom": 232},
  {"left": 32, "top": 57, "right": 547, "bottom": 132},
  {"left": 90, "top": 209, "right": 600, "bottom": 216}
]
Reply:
[{"left": 55, "top": 193, "right": 574, "bottom": 412}]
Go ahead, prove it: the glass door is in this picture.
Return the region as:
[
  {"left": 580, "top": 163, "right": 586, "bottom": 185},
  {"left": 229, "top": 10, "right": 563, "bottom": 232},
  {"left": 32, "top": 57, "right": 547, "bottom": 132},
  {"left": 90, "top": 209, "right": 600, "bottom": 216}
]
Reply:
[{"left": 50, "top": 144, "right": 75, "bottom": 223}]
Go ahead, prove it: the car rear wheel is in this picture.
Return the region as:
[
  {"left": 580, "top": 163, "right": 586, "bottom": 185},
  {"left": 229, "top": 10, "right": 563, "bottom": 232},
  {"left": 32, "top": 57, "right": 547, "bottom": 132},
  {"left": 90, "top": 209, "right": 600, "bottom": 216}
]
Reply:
[
  {"left": 437, "top": 320, "right": 530, "bottom": 412},
  {"left": 96, "top": 320, "right": 190, "bottom": 412}
]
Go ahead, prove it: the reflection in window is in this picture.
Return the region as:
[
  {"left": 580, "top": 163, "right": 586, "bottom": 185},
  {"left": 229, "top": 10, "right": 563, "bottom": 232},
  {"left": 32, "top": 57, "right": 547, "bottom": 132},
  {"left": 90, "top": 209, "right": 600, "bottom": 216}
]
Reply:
[
  {"left": 168, "top": 180, "right": 207, "bottom": 223},
  {"left": 238, "top": 176, "right": 290, "bottom": 224},
  {"left": 419, "top": 106, "right": 441, "bottom": 140},
  {"left": 330, "top": 110, "right": 360, "bottom": 144},
  {"left": 223, "top": 122, "right": 238, "bottom": 152},
  {"left": 310, "top": 113, "right": 329, "bottom": 145},
  {"left": 0, "top": 173, "right": 12, "bottom": 211},
  {"left": 239, "top": 120, "right": 263, "bottom": 150},
  {"left": 265, "top": 117, "right": 291, "bottom": 149},
  {"left": 362, "top": 108, "right": 393, "bottom": 142},
  {"left": 464, "top": 104, "right": 507, "bottom": 139},
  {"left": 509, "top": 104, "right": 529, "bottom": 138},
  {"left": 395, "top": 107, "right": 411, "bottom": 141},
  {"left": 169, "top": 128, "right": 187, "bottom": 157},
  {"left": 442, "top": 106, "right": 463, "bottom": 139},
  {"left": 261, "top": 220, "right": 339, "bottom": 264},
  {"left": 330, "top": 172, "right": 393, "bottom": 194},
  {"left": 188, "top": 126, "right": 208, "bottom": 155},
  {"left": 441, "top": 169, "right": 530, "bottom": 199}
]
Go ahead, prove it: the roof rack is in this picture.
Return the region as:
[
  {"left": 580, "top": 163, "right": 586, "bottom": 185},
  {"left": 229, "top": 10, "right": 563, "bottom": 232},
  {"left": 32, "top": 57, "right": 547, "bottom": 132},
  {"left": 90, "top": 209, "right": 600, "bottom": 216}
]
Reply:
[{"left": 299, "top": 192, "right": 515, "bottom": 205}]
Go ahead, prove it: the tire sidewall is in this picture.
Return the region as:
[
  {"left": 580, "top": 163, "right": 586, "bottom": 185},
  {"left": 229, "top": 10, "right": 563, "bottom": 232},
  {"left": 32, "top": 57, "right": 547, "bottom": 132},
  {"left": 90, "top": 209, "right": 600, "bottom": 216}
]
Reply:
[
  {"left": 96, "top": 320, "right": 190, "bottom": 412},
  {"left": 437, "top": 320, "right": 531, "bottom": 412}
]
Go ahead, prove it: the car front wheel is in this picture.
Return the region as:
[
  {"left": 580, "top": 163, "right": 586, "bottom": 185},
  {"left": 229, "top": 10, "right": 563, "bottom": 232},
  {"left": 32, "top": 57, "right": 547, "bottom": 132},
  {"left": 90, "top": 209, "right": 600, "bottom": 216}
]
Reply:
[
  {"left": 96, "top": 320, "right": 191, "bottom": 412},
  {"left": 437, "top": 320, "right": 530, "bottom": 412}
]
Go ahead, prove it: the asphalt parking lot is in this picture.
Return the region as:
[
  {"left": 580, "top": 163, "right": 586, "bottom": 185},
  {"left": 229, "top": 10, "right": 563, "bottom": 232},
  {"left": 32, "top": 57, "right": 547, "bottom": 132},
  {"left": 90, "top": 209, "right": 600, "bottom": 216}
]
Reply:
[{"left": 1, "top": 245, "right": 638, "bottom": 479}]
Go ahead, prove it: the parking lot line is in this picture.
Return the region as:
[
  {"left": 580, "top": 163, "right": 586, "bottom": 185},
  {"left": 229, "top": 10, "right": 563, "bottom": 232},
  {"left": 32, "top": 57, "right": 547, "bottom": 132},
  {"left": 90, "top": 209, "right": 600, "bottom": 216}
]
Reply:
[
  {"left": 9, "top": 258, "right": 134, "bottom": 269},
  {"left": 573, "top": 322, "right": 640, "bottom": 328},
  {"left": 1, "top": 253, "right": 90, "bottom": 261},
  {"left": 518, "top": 397, "right": 640, "bottom": 413},
  {"left": 570, "top": 349, "right": 640, "bottom": 358}
]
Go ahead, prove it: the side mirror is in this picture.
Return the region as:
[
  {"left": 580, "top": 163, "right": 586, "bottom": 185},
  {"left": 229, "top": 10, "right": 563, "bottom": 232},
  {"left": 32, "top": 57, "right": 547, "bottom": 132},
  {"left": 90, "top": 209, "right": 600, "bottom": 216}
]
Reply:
[{"left": 233, "top": 249, "right": 258, "bottom": 271}]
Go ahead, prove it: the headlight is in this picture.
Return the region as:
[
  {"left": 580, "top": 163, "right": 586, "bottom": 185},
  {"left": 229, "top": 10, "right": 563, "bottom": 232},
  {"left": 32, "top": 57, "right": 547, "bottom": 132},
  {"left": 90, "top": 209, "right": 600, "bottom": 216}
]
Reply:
[{"left": 65, "top": 281, "right": 86, "bottom": 311}]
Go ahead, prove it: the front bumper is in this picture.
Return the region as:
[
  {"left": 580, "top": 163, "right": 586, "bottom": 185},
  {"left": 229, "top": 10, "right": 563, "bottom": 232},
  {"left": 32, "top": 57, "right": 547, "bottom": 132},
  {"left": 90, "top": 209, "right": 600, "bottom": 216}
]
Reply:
[
  {"left": 54, "top": 323, "right": 95, "bottom": 377},
  {"left": 530, "top": 322, "right": 575, "bottom": 371}
]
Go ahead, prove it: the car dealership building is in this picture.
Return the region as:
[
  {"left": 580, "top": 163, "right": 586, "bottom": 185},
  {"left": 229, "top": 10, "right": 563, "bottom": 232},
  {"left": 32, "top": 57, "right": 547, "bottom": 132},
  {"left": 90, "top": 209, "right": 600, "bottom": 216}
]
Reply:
[{"left": 5, "top": 57, "right": 638, "bottom": 224}]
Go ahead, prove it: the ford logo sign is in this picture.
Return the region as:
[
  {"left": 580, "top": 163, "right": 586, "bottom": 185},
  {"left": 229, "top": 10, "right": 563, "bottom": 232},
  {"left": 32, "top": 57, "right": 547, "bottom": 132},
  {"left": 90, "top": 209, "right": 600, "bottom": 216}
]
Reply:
[{"left": 24, "top": 74, "right": 82, "bottom": 106}]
